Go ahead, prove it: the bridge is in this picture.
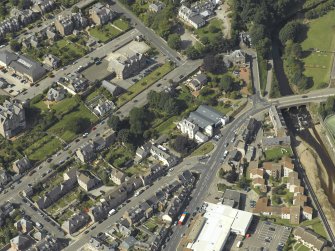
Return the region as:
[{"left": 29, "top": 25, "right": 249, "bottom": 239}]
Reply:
[{"left": 269, "top": 88, "right": 335, "bottom": 108}]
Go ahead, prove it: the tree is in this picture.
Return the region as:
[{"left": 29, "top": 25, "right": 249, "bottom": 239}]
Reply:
[
  {"left": 202, "top": 55, "right": 225, "bottom": 74},
  {"left": 209, "top": 24, "right": 220, "bottom": 33},
  {"left": 117, "top": 129, "right": 130, "bottom": 143},
  {"left": 129, "top": 107, "right": 149, "bottom": 135},
  {"left": 219, "top": 75, "right": 234, "bottom": 92},
  {"left": 225, "top": 170, "right": 238, "bottom": 183},
  {"left": 0, "top": 5, "right": 7, "bottom": 17},
  {"left": 171, "top": 135, "right": 196, "bottom": 155},
  {"left": 185, "top": 46, "right": 200, "bottom": 59},
  {"left": 107, "top": 115, "right": 121, "bottom": 131},
  {"left": 66, "top": 117, "right": 91, "bottom": 134},
  {"left": 279, "top": 21, "right": 302, "bottom": 44},
  {"left": 167, "top": 34, "right": 182, "bottom": 50},
  {"left": 10, "top": 40, "right": 21, "bottom": 52},
  {"left": 72, "top": 6, "right": 79, "bottom": 13}
]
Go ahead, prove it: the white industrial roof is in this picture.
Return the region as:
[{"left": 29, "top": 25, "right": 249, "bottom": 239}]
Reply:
[{"left": 189, "top": 203, "right": 253, "bottom": 251}]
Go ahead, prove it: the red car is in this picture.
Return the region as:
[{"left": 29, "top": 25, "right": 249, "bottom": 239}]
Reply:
[
  {"left": 92, "top": 127, "right": 97, "bottom": 131},
  {"left": 246, "top": 234, "right": 251, "bottom": 238}
]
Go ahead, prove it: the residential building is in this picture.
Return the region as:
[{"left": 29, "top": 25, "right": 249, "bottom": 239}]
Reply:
[
  {"left": 252, "top": 177, "right": 266, "bottom": 190},
  {"left": 36, "top": 177, "right": 77, "bottom": 209},
  {"left": 10, "top": 235, "right": 34, "bottom": 251},
  {"left": 282, "top": 156, "right": 294, "bottom": 177},
  {"left": 135, "top": 142, "right": 152, "bottom": 163},
  {"left": 107, "top": 52, "right": 147, "bottom": 80},
  {"left": 302, "top": 206, "right": 313, "bottom": 220},
  {"left": 293, "top": 194, "right": 307, "bottom": 207},
  {"left": 223, "top": 50, "right": 248, "bottom": 67},
  {"left": 110, "top": 167, "right": 126, "bottom": 185},
  {"left": 106, "top": 41, "right": 149, "bottom": 79},
  {"left": 0, "top": 50, "right": 46, "bottom": 82},
  {"left": 32, "top": 0, "right": 55, "bottom": 14},
  {"left": 188, "top": 73, "right": 207, "bottom": 91},
  {"left": 89, "top": 3, "right": 116, "bottom": 25},
  {"left": 178, "top": 119, "right": 199, "bottom": 140},
  {"left": 178, "top": 5, "right": 205, "bottom": 29},
  {"left": 93, "top": 100, "right": 114, "bottom": 116},
  {"left": 149, "top": 1, "right": 165, "bottom": 12},
  {"left": 0, "top": 170, "right": 11, "bottom": 187},
  {"left": 55, "top": 13, "right": 88, "bottom": 36},
  {"left": 262, "top": 136, "right": 291, "bottom": 148},
  {"left": 43, "top": 54, "right": 60, "bottom": 69},
  {"left": 14, "top": 218, "right": 33, "bottom": 233},
  {"left": 76, "top": 142, "right": 95, "bottom": 163},
  {"left": 263, "top": 162, "right": 282, "bottom": 179},
  {"left": 12, "top": 157, "right": 31, "bottom": 174},
  {"left": 47, "top": 87, "right": 66, "bottom": 101},
  {"left": 58, "top": 72, "right": 89, "bottom": 94},
  {"left": 77, "top": 170, "right": 100, "bottom": 191},
  {"left": 293, "top": 227, "right": 327, "bottom": 251},
  {"left": 120, "top": 236, "right": 137, "bottom": 251},
  {"left": 269, "top": 106, "right": 287, "bottom": 137},
  {"left": 287, "top": 171, "right": 300, "bottom": 193},
  {"left": 150, "top": 145, "right": 178, "bottom": 167},
  {"left": 0, "top": 99, "right": 26, "bottom": 138},
  {"left": 290, "top": 205, "right": 301, "bottom": 224},
  {"left": 249, "top": 168, "right": 264, "bottom": 179},
  {"left": 62, "top": 212, "right": 91, "bottom": 234},
  {"left": 142, "top": 164, "right": 166, "bottom": 185},
  {"left": 243, "top": 118, "right": 259, "bottom": 144}
]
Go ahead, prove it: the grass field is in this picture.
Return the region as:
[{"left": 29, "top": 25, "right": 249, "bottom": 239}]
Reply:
[
  {"left": 113, "top": 19, "right": 130, "bottom": 30},
  {"left": 264, "top": 146, "right": 293, "bottom": 161},
  {"left": 325, "top": 114, "right": 335, "bottom": 136},
  {"left": 25, "top": 135, "right": 62, "bottom": 161},
  {"left": 89, "top": 25, "right": 122, "bottom": 42},
  {"left": 195, "top": 18, "right": 223, "bottom": 43},
  {"left": 191, "top": 142, "right": 215, "bottom": 156},
  {"left": 116, "top": 62, "right": 174, "bottom": 106},
  {"left": 301, "top": 10, "right": 335, "bottom": 89},
  {"left": 300, "top": 217, "right": 328, "bottom": 239}
]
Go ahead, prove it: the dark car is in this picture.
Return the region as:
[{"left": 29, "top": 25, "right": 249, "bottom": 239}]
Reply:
[
  {"left": 47, "top": 158, "right": 52, "bottom": 163},
  {"left": 84, "top": 230, "right": 89, "bottom": 234}
]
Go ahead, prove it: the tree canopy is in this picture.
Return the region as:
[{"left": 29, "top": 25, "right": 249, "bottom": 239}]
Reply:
[{"left": 167, "top": 34, "right": 182, "bottom": 50}]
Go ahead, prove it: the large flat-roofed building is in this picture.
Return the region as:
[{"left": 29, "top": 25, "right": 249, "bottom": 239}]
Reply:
[
  {"left": 185, "top": 202, "right": 253, "bottom": 251},
  {"left": 0, "top": 50, "right": 46, "bottom": 82},
  {"left": 106, "top": 41, "right": 150, "bottom": 79}
]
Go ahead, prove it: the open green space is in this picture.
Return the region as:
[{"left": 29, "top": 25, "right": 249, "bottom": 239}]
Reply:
[
  {"left": 300, "top": 217, "right": 328, "bottom": 239},
  {"left": 89, "top": 24, "right": 122, "bottom": 43},
  {"left": 25, "top": 135, "right": 62, "bottom": 161},
  {"left": 301, "top": 10, "right": 335, "bottom": 89},
  {"left": 264, "top": 146, "right": 293, "bottom": 161},
  {"left": 325, "top": 114, "right": 335, "bottom": 137},
  {"left": 116, "top": 62, "right": 174, "bottom": 106},
  {"left": 191, "top": 142, "right": 215, "bottom": 156},
  {"left": 297, "top": 244, "right": 310, "bottom": 251},
  {"left": 195, "top": 18, "right": 223, "bottom": 43},
  {"left": 103, "top": 144, "right": 134, "bottom": 168},
  {"left": 113, "top": 19, "right": 130, "bottom": 30}
]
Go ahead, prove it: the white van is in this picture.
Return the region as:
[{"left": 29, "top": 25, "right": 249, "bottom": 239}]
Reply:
[
  {"left": 236, "top": 241, "right": 242, "bottom": 248},
  {"left": 108, "top": 209, "right": 116, "bottom": 216}
]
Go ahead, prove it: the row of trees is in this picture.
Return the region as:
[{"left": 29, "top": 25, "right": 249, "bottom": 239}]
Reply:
[
  {"left": 283, "top": 40, "right": 311, "bottom": 91},
  {"left": 319, "top": 96, "right": 335, "bottom": 119},
  {"left": 305, "top": 0, "right": 335, "bottom": 19}
]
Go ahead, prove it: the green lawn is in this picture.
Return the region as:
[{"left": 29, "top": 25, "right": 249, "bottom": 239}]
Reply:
[
  {"left": 89, "top": 24, "right": 122, "bottom": 42},
  {"left": 297, "top": 244, "right": 310, "bottom": 251},
  {"left": 264, "top": 146, "right": 293, "bottom": 161},
  {"left": 300, "top": 217, "right": 328, "bottom": 239},
  {"left": 191, "top": 142, "right": 215, "bottom": 156},
  {"left": 195, "top": 18, "right": 223, "bottom": 43},
  {"left": 116, "top": 62, "right": 174, "bottom": 106},
  {"left": 104, "top": 144, "right": 135, "bottom": 168},
  {"left": 113, "top": 19, "right": 130, "bottom": 30},
  {"left": 325, "top": 114, "right": 335, "bottom": 136},
  {"left": 25, "top": 136, "right": 62, "bottom": 161},
  {"left": 154, "top": 116, "right": 178, "bottom": 135},
  {"left": 301, "top": 10, "right": 335, "bottom": 89},
  {"left": 48, "top": 103, "right": 97, "bottom": 142}
]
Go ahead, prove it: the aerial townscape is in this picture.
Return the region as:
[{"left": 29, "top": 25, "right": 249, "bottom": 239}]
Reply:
[{"left": 0, "top": 0, "right": 335, "bottom": 250}]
